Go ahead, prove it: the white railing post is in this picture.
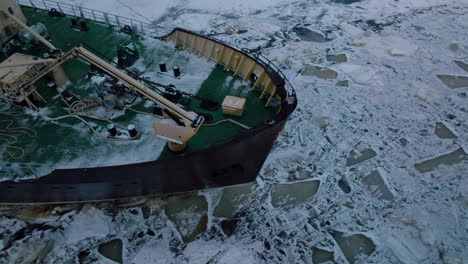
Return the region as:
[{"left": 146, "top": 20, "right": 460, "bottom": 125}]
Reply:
[
  {"left": 104, "top": 13, "right": 110, "bottom": 26},
  {"left": 78, "top": 6, "right": 84, "bottom": 19},
  {"left": 56, "top": 2, "right": 64, "bottom": 14},
  {"left": 116, "top": 16, "right": 120, "bottom": 29},
  {"left": 71, "top": 5, "right": 77, "bottom": 17}
]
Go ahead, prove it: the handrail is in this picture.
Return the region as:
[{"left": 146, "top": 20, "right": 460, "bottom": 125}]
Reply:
[
  {"left": 16, "top": 0, "right": 158, "bottom": 36},
  {"left": 160, "top": 28, "right": 296, "bottom": 99},
  {"left": 250, "top": 51, "right": 296, "bottom": 97}
]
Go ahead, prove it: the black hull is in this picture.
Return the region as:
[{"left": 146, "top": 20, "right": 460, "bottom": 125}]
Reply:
[{"left": 0, "top": 118, "right": 290, "bottom": 204}]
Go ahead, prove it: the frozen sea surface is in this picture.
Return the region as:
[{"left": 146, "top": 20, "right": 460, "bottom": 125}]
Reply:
[{"left": 1, "top": 0, "right": 467, "bottom": 263}]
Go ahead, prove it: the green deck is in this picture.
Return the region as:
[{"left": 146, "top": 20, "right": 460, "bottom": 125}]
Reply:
[{"left": 0, "top": 7, "right": 275, "bottom": 175}]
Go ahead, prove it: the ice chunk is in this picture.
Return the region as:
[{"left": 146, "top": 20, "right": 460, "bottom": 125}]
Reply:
[
  {"left": 340, "top": 23, "right": 365, "bottom": 38},
  {"left": 303, "top": 65, "right": 338, "bottom": 79},
  {"left": 437, "top": 75, "right": 468, "bottom": 88},
  {"left": 413, "top": 81, "right": 437, "bottom": 102},
  {"left": 331, "top": 231, "right": 376, "bottom": 264},
  {"left": 64, "top": 205, "right": 112, "bottom": 244},
  {"left": 326, "top": 54, "right": 348, "bottom": 63},
  {"left": 337, "top": 64, "right": 382, "bottom": 86},
  {"left": 332, "top": 0, "right": 362, "bottom": 4},
  {"left": 336, "top": 80, "right": 349, "bottom": 87},
  {"left": 454, "top": 60, "right": 468, "bottom": 73},
  {"left": 414, "top": 148, "right": 467, "bottom": 173},
  {"left": 384, "top": 232, "right": 430, "bottom": 264},
  {"left": 132, "top": 239, "right": 174, "bottom": 263},
  {"left": 313, "top": 248, "right": 334, "bottom": 264},
  {"left": 449, "top": 43, "right": 468, "bottom": 56},
  {"left": 98, "top": 239, "right": 123, "bottom": 264},
  {"left": 338, "top": 175, "right": 351, "bottom": 193},
  {"left": 346, "top": 144, "right": 377, "bottom": 166},
  {"left": 2, "top": 236, "right": 55, "bottom": 263},
  {"left": 165, "top": 195, "right": 208, "bottom": 242},
  {"left": 36, "top": 239, "right": 55, "bottom": 263},
  {"left": 358, "top": 35, "right": 418, "bottom": 61},
  {"left": 270, "top": 180, "right": 320, "bottom": 207},
  {"left": 388, "top": 49, "right": 407, "bottom": 56},
  {"left": 362, "top": 170, "right": 394, "bottom": 200},
  {"left": 183, "top": 239, "right": 258, "bottom": 264},
  {"left": 308, "top": 104, "right": 334, "bottom": 129},
  {"left": 293, "top": 27, "right": 328, "bottom": 42},
  {"left": 435, "top": 122, "right": 457, "bottom": 139},
  {"left": 213, "top": 183, "right": 254, "bottom": 218}
]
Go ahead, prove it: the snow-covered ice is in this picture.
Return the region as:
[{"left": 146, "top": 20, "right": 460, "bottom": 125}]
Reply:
[{"left": 1, "top": 0, "right": 467, "bottom": 263}]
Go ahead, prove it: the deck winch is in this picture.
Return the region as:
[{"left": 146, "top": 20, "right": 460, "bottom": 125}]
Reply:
[
  {"left": 117, "top": 41, "right": 139, "bottom": 68},
  {"left": 18, "top": 23, "right": 48, "bottom": 45}
]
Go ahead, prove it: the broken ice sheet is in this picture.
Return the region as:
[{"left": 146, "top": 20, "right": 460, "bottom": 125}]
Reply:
[
  {"left": 292, "top": 26, "right": 328, "bottom": 42},
  {"left": 213, "top": 182, "right": 255, "bottom": 218},
  {"left": 338, "top": 175, "right": 351, "bottom": 193},
  {"left": 357, "top": 35, "right": 418, "bottom": 60},
  {"left": 332, "top": 0, "right": 362, "bottom": 4},
  {"left": 164, "top": 194, "right": 208, "bottom": 242},
  {"left": 434, "top": 122, "right": 457, "bottom": 139},
  {"left": 437, "top": 75, "right": 468, "bottom": 88},
  {"left": 270, "top": 180, "right": 320, "bottom": 207},
  {"left": 336, "top": 80, "right": 349, "bottom": 87},
  {"left": 384, "top": 232, "right": 430, "bottom": 264},
  {"left": 362, "top": 170, "right": 394, "bottom": 201},
  {"left": 346, "top": 143, "right": 377, "bottom": 166},
  {"left": 414, "top": 147, "right": 467, "bottom": 173},
  {"left": 64, "top": 205, "right": 112, "bottom": 244},
  {"left": 331, "top": 231, "right": 376, "bottom": 264},
  {"left": 98, "top": 239, "right": 123, "bottom": 264},
  {"left": 326, "top": 54, "right": 348, "bottom": 63},
  {"left": 454, "top": 60, "right": 468, "bottom": 73},
  {"left": 302, "top": 65, "right": 338, "bottom": 79},
  {"left": 131, "top": 239, "right": 174, "bottom": 263},
  {"left": 312, "top": 247, "right": 334, "bottom": 264}
]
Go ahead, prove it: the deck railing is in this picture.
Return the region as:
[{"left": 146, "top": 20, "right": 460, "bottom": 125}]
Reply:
[
  {"left": 16, "top": 0, "right": 157, "bottom": 35},
  {"left": 252, "top": 52, "right": 296, "bottom": 97}
]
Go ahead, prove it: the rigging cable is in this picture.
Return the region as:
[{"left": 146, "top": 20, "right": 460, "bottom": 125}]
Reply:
[{"left": 115, "top": 0, "right": 153, "bottom": 24}]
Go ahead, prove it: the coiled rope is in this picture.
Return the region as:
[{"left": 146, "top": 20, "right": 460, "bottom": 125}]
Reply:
[{"left": 0, "top": 120, "right": 37, "bottom": 159}]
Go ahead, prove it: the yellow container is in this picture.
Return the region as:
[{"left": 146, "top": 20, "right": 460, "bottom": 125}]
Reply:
[{"left": 222, "top": 96, "right": 246, "bottom": 116}]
